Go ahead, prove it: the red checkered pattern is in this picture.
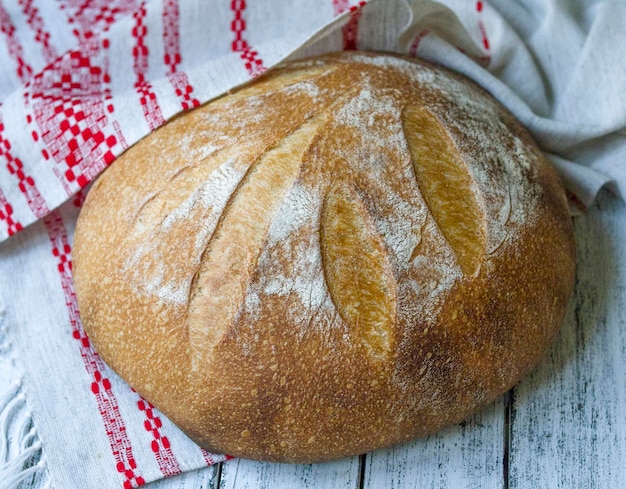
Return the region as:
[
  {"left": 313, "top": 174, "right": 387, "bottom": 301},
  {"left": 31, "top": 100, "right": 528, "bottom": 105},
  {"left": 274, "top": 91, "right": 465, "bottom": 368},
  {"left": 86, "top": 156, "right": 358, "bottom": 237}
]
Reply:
[
  {"left": 72, "top": 186, "right": 88, "bottom": 208},
  {"left": 162, "top": 0, "right": 181, "bottom": 72},
  {"left": 0, "top": 2, "right": 33, "bottom": 82},
  {"left": 407, "top": 2, "right": 491, "bottom": 65},
  {"left": 163, "top": 0, "right": 200, "bottom": 110},
  {"left": 202, "top": 449, "right": 233, "bottom": 466},
  {"left": 0, "top": 187, "right": 22, "bottom": 236},
  {"left": 137, "top": 398, "right": 182, "bottom": 477},
  {"left": 43, "top": 210, "right": 145, "bottom": 489},
  {"left": 409, "top": 28, "right": 430, "bottom": 57},
  {"left": 18, "top": 0, "right": 58, "bottom": 64},
  {"left": 132, "top": 2, "right": 166, "bottom": 130},
  {"left": 26, "top": 37, "right": 118, "bottom": 192},
  {"left": 476, "top": 1, "right": 490, "bottom": 50},
  {"left": 475, "top": 1, "right": 491, "bottom": 65},
  {"left": 332, "top": 0, "right": 349, "bottom": 16},
  {"left": 332, "top": 0, "right": 367, "bottom": 50},
  {"left": 60, "top": 0, "right": 140, "bottom": 41},
  {"left": 230, "top": 0, "right": 265, "bottom": 77},
  {"left": 0, "top": 114, "right": 49, "bottom": 218}
]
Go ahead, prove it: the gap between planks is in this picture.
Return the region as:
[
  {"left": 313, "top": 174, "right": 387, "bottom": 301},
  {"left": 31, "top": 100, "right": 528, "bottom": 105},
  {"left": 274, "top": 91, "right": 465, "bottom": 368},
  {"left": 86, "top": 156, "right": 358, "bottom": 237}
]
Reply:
[
  {"left": 211, "top": 453, "right": 367, "bottom": 489},
  {"left": 503, "top": 389, "right": 513, "bottom": 489}
]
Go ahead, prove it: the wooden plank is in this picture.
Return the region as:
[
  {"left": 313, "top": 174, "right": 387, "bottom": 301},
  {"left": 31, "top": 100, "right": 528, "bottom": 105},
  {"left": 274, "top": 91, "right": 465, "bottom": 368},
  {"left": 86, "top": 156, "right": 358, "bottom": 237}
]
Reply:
[
  {"left": 218, "top": 456, "right": 361, "bottom": 489},
  {"left": 363, "top": 398, "right": 505, "bottom": 489},
  {"left": 509, "top": 191, "right": 626, "bottom": 488},
  {"left": 147, "top": 465, "right": 219, "bottom": 489}
]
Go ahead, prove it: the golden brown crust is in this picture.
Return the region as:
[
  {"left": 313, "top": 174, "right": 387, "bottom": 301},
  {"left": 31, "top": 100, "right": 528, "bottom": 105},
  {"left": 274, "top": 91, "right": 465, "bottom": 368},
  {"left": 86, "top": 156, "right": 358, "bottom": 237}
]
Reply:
[{"left": 72, "top": 52, "right": 575, "bottom": 463}]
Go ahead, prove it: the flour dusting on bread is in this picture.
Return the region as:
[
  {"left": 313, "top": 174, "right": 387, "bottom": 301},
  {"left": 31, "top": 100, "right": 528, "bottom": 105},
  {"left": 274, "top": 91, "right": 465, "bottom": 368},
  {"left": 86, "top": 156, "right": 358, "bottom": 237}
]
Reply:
[{"left": 72, "top": 52, "right": 576, "bottom": 464}]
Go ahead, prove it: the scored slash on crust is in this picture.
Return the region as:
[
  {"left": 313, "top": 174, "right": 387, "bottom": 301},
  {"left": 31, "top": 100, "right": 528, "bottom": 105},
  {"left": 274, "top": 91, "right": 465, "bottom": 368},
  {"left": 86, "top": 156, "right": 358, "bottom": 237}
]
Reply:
[
  {"left": 402, "top": 104, "right": 486, "bottom": 278},
  {"left": 186, "top": 116, "right": 322, "bottom": 368},
  {"left": 126, "top": 69, "right": 488, "bottom": 370}
]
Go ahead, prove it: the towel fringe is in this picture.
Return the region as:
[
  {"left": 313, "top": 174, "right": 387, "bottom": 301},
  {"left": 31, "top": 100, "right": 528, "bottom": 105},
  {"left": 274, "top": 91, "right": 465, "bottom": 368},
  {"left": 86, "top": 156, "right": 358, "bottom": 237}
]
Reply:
[{"left": 0, "top": 307, "right": 49, "bottom": 489}]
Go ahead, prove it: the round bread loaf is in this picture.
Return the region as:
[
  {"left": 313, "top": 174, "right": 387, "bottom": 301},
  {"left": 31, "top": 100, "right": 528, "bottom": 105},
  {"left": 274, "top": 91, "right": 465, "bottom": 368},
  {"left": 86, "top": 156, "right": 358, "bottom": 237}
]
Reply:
[{"left": 73, "top": 52, "right": 575, "bottom": 463}]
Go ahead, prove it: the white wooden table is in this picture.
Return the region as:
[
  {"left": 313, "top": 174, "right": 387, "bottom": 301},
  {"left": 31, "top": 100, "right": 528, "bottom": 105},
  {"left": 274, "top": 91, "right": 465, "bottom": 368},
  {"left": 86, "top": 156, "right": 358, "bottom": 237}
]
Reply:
[{"left": 2, "top": 189, "right": 624, "bottom": 489}]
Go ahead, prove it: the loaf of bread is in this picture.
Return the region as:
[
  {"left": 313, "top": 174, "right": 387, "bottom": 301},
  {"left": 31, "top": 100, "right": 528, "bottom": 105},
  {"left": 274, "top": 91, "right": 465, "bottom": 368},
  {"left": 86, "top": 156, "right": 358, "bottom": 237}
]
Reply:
[{"left": 73, "top": 52, "right": 575, "bottom": 463}]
